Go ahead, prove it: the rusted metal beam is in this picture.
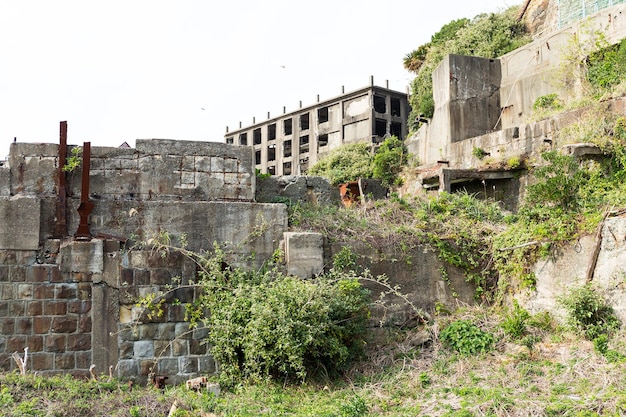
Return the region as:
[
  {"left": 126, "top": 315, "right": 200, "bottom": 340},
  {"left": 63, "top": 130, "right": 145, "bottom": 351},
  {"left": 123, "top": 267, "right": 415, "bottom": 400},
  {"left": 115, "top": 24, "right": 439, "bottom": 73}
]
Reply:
[
  {"left": 74, "top": 141, "right": 94, "bottom": 240},
  {"left": 55, "top": 121, "right": 68, "bottom": 237}
]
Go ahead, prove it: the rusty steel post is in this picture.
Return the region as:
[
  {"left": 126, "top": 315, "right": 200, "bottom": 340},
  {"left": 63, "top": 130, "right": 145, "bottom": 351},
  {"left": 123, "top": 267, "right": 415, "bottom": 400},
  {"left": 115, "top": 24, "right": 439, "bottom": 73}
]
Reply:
[
  {"left": 74, "top": 141, "right": 94, "bottom": 240},
  {"left": 55, "top": 121, "right": 68, "bottom": 237}
]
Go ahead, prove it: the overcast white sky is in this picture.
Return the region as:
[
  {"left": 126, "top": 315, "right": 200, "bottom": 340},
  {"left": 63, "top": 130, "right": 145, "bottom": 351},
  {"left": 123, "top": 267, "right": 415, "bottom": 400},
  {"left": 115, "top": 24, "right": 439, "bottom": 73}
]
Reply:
[{"left": 0, "top": 0, "right": 516, "bottom": 159}]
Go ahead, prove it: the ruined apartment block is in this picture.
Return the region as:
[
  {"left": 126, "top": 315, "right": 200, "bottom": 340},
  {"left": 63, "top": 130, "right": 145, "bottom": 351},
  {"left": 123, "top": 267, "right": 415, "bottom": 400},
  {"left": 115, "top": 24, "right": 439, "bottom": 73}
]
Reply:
[{"left": 225, "top": 79, "right": 410, "bottom": 176}]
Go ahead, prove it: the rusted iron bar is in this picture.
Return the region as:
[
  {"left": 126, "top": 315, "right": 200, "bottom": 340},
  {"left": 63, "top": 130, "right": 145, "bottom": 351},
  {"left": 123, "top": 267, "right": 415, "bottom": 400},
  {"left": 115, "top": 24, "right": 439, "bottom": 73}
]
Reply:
[
  {"left": 55, "top": 121, "right": 68, "bottom": 237},
  {"left": 74, "top": 141, "right": 94, "bottom": 240}
]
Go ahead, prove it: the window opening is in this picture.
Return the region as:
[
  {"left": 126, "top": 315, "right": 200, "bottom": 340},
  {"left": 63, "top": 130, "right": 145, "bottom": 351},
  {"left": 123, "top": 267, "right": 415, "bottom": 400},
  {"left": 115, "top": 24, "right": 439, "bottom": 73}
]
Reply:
[
  {"left": 391, "top": 98, "right": 401, "bottom": 116},
  {"left": 299, "top": 135, "right": 309, "bottom": 153},
  {"left": 267, "top": 144, "right": 276, "bottom": 162},
  {"left": 239, "top": 133, "right": 248, "bottom": 146},
  {"left": 268, "top": 123, "right": 277, "bottom": 140},
  {"left": 283, "top": 140, "right": 292, "bottom": 157},
  {"left": 283, "top": 118, "right": 293, "bottom": 136},
  {"left": 255, "top": 150, "right": 261, "bottom": 165},
  {"left": 268, "top": 165, "right": 276, "bottom": 175},
  {"left": 318, "top": 107, "right": 329, "bottom": 124},
  {"left": 283, "top": 161, "right": 292, "bottom": 175},
  {"left": 375, "top": 119, "right": 387, "bottom": 137},
  {"left": 300, "top": 113, "right": 310, "bottom": 130},
  {"left": 299, "top": 157, "right": 309, "bottom": 173},
  {"left": 226, "top": 137, "right": 234, "bottom": 144},
  {"left": 374, "top": 95, "right": 386, "bottom": 113},
  {"left": 390, "top": 122, "right": 402, "bottom": 139},
  {"left": 253, "top": 128, "right": 262, "bottom": 145},
  {"left": 318, "top": 134, "right": 328, "bottom": 148}
]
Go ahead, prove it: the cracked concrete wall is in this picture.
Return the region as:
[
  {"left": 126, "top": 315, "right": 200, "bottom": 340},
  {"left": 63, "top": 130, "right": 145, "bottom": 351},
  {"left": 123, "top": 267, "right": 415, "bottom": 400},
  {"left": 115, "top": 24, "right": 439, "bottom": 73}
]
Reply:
[
  {"left": 255, "top": 175, "right": 340, "bottom": 206},
  {"left": 520, "top": 216, "right": 626, "bottom": 323}
]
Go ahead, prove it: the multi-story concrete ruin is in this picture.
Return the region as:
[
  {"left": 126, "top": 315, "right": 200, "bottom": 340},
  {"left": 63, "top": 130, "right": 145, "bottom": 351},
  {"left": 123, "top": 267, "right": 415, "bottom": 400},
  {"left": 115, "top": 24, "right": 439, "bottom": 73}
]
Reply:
[{"left": 224, "top": 79, "right": 410, "bottom": 175}]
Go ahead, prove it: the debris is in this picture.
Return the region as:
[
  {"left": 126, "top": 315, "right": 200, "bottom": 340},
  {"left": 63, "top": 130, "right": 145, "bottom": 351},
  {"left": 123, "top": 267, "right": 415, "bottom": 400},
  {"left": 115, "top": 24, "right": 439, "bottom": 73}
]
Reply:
[
  {"left": 151, "top": 375, "right": 168, "bottom": 389},
  {"left": 89, "top": 364, "right": 97, "bottom": 381},
  {"left": 167, "top": 400, "right": 178, "bottom": 417},
  {"left": 185, "top": 376, "right": 207, "bottom": 391},
  {"left": 12, "top": 347, "right": 28, "bottom": 375}
]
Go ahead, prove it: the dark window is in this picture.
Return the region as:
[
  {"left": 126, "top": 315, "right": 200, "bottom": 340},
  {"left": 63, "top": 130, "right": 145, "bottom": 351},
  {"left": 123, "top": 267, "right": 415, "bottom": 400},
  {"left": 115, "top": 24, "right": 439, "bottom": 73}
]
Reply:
[
  {"left": 283, "top": 140, "right": 292, "bottom": 157},
  {"left": 268, "top": 123, "right": 277, "bottom": 140},
  {"left": 391, "top": 98, "right": 401, "bottom": 117},
  {"left": 268, "top": 165, "right": 276, "bottom": 175},
  {"left": 239, "top": 133, "right": 248, "bottom": 146},
  {"left": 374, "top": 95, "right": 386, "bottom": 113},
  {"left": 375, "top": 119, "right": 387, "bottom": 137},
  {"left": 318, "top": 107, "right": 329, "bottom": 123},
  {"left": 267, "top": 144, "right": 276, "bottom": 161},
  {"left": 283, "top": 161, "right": 292, "bottom": 175},
  {"left": 318, "top": 134, "right": 328, "bottom": 148},
  {"left": 390, "top": 122, "right": 402, "bottom": 139},
  {"left": 253, "top": 128, "right": 262, "bottom": 145},
  {"left": 226, "top": 137, "right": 234, "bottom": 144},
  {"left": 283, "top": 118, "right": 293, "bottom": 135},
  {"left": 299, "top": 135, "right": 309, "bottom": 153},
  {"left": 255, "top": 150, "right": 261, "bottom": 165},
  {"left": 300, "top": 113, "right": 310, "bottom": 130}
]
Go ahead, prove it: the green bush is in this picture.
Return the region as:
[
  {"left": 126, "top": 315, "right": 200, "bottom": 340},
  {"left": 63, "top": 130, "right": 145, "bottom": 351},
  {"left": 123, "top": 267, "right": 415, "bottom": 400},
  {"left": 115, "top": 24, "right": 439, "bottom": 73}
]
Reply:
[
  {"left": 558, "top": 284, "right": 620, "bottom": 340},
  {"left": 308, "top": 143, "right": 373, "bottom": 185},
  {"left": 532, "top": 93, "right": 562, "bottom": 111},
  {"left": 587, "top": 37, "right": 626, "bottom": 91},
  {"left": 182, "top": 247, "right": 371, "bottom": 386},
  {"left": 372, "top": 135, "right": 408, "bottom": 187},
  {"left": 440, "top": 320, "right": 495, "bottom": 355}
]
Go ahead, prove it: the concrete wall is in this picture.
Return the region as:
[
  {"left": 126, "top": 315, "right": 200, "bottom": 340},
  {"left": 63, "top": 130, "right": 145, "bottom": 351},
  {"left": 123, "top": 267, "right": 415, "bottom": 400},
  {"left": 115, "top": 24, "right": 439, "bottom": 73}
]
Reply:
[
  {"left": 0, "top": 138, "right": 287, "bottom": 382},
  {"left": 520, "top": 215, "right": 626, "bottom": 324},
  {"left": 411, "top": 55, "right": 502, "bottom": 166},
  {"left": 255, "top": 175, "right": 341, "bottom": 206},
  {"left": 500, "top": 2, "right": 626, "bottom": 130},
  {"left": 409, "top": 3, "right": 626, "bottom": 169}
]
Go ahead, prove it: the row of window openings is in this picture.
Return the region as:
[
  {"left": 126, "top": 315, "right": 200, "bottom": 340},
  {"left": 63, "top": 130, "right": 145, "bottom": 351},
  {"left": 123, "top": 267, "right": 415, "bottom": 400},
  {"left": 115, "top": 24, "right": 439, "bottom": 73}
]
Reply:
[
  {"left": 374, "top": 96, "right": 403, "bottom": 117},
  {"left": 229, "top": 108, "right": 331, "bottom": 146},
  {"left": 264, "top": 159, "right": 308, "bottom": 176},
  {"left": 254, "top": 135, "right": 328, "bottom": 165},
  {"left": 229, "top": 119, "right": 402, "bottom": 147}
]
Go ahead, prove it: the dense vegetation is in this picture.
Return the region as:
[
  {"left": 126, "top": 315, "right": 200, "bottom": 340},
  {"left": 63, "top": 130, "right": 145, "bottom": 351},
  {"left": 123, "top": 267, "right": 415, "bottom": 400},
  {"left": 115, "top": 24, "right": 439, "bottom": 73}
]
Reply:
[
  {"left": 404, "top": 6, "right": 530, "bottom": 129},
  {"left": 308, "top": 135, "right": 407, "bottom": 187}
]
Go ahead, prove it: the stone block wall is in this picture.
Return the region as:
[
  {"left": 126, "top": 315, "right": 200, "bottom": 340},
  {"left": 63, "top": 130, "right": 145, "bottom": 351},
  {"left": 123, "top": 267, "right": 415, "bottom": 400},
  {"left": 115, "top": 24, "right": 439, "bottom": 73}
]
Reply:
[
  {"left": 0, "top": 138, "right": 287, "bottom": 383},
  {"left": 0, "top": 252, "right": 92, "bottom": 376}
]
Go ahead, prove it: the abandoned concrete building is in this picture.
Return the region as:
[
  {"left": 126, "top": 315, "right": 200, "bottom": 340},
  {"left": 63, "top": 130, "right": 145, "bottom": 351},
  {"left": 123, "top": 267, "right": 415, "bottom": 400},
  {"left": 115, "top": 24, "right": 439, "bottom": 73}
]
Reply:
[{"left": 224, "top": 80, "right": 410, "bottom": 176}]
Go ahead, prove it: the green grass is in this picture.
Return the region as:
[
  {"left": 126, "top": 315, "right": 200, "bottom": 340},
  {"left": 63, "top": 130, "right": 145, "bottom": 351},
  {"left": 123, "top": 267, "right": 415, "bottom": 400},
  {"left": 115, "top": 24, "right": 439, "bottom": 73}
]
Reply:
[{"left": 2, "top": 309, "right": 626, "bottom": 416}]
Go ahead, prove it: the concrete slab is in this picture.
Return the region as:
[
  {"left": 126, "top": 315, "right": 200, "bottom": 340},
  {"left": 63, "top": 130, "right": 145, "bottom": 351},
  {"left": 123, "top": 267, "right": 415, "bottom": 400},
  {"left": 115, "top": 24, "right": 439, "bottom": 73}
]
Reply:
[{"left": 0, "top": 196, "right": 41, "bottom": 250}]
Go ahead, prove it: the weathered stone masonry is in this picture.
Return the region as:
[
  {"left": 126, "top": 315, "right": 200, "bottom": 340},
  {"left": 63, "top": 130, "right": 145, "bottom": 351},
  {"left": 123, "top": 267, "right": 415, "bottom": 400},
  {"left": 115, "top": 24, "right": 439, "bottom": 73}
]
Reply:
[{"left": 0, "top": 139, "right": 288, "bottom": 383}]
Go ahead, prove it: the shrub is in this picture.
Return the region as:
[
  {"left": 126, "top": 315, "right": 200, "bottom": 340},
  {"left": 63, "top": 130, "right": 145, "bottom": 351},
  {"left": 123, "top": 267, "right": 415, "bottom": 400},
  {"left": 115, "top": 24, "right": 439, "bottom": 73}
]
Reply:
[
  {"left": 440, "top": 320, "right": 495, "bottom": 355},
  {"left": 532, "top": 93, "right": 562, "bottom": 111},
  {"left": 308, "top": 143, "right": 373, "bottom": 185},
  {"left": 180, "top": 246, "right": 371, "bottom": 386},
  {"left": 557, "top": 284, "right": 620, "bottom": 340},
  {"left": 372, "top": 135, "right": 408, "bottom": 187}
]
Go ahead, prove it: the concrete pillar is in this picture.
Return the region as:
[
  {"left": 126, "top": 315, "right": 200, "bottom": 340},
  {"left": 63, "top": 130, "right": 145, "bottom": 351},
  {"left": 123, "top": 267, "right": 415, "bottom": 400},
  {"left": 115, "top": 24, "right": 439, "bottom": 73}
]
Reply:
[{"left": 91, "top": 282, "right": 120, "bottom": 376}]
